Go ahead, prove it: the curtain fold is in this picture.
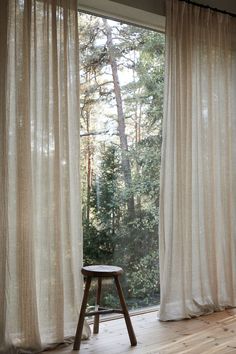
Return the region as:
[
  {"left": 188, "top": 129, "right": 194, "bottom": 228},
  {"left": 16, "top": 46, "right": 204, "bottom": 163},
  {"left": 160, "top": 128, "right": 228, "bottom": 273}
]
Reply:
[
  {"left": 160, "top": 0, "right": 236, "bottom": 321},
  {"left": 0, "top": 0, "right": 89, "bottom": 352}
]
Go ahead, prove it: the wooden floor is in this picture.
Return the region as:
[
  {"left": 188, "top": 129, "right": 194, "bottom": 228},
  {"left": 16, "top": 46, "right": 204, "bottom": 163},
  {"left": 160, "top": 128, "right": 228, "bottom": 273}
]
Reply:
[{"left": 47, "top": 309, "right": 236, "bottom": 354}]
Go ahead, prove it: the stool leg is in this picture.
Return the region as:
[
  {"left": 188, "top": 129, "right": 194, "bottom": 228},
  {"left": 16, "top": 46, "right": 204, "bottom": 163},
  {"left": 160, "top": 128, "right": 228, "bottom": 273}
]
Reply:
[
  {"left": 73, "top": 276, "right": 92, "bottom": 351},
  {"left": 94, "top": 277, "right": 102, "bottom": 334},
  {"left": 114, "top": 275, "right": 137, "bottom": 346}
]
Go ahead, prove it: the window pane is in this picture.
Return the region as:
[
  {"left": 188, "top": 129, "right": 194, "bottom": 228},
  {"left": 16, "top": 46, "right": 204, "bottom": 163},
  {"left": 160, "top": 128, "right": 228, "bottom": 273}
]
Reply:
[{"left": 79, "top": 13, "right": 165, "bottom": 310}]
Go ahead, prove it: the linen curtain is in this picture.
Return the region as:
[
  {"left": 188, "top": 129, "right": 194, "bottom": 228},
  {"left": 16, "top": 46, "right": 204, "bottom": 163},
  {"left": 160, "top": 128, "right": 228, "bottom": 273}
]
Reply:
[
  {"left": 0, "top": 0, "right": 89, "bottom": 352},
  {"left": 160, "top": 0, "right": 236, "bottom": 321}
]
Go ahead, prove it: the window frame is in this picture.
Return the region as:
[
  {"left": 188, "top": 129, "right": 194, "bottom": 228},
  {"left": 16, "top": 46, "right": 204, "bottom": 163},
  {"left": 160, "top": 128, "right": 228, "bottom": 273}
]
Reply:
[{"left": 78, "top": 0, "right": 163, "bottom": 317}]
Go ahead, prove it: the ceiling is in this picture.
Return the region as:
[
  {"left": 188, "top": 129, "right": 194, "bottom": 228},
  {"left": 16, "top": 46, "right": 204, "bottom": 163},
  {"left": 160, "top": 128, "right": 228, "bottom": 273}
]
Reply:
[{"left": 110, "top": 0, "right": 236, "bottom": 17}]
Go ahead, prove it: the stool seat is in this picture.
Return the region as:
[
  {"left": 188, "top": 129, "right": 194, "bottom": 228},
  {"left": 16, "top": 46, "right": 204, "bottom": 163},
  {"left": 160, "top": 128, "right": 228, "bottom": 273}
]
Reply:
[
  {"left": 73, "top": 265, "right": 137, "bottom": 350},
  {"left": 82, "top": 265, "right": 123, "bottom": 277}
]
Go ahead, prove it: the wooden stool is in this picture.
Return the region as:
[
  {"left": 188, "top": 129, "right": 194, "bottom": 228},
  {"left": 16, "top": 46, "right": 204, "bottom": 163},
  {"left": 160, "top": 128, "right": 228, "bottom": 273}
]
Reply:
[{"left": 73, "top": 265, "right": 137, "bottom": 350}]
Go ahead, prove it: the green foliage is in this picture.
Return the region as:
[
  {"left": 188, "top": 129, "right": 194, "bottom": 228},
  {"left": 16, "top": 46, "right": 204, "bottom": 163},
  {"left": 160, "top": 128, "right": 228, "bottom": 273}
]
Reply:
[
  {"left": 132, "top": 136, "right": 162, "bottom": 206},
  {"left": 128, "top": 251, "right": 160, "bottom": 299},
  {"left": 83, "top": 221, "right": 115, "bottom": 265},
  {"left": 91, "top": 145, "right": 122, "bottom": 229},
  {"left": 137, "top": 31, "right": 165, "bottom": 128},
  {"left": 84, "top": 145, "right": 121, "bottom": 265}
]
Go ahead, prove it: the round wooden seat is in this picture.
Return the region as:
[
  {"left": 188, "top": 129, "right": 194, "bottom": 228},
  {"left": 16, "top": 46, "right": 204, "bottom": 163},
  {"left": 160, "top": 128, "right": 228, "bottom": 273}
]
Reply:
[
  {"left": 82, "top": 265, "right": 123, "bottom": 277},
  {"left": 73, "top": 264, "right": 137, "bottom": 350}
]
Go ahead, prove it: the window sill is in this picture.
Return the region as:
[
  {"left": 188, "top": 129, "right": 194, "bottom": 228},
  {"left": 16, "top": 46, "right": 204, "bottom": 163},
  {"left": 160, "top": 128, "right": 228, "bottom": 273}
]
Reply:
[{"left": 87, "top": 304, "right": 160, "bottom": 324}]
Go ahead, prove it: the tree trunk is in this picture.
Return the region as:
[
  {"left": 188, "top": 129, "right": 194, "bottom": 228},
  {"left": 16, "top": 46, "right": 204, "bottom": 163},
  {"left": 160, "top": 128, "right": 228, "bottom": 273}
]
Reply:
[
  {"left": 132, "top": 58, "right": 142, "bottom": 218},
  {"left": 84, "top": 72, "right": 92, "bottom": 223},
  {"left": 86, "top": 109, "right": 92, "bottom": 223},
  {"left": 103, "top": 19, "right": 135, "bottom": 220}
]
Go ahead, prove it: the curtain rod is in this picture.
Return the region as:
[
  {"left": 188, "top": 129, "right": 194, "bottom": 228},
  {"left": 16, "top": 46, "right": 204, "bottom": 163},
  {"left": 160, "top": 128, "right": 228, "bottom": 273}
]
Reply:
[{"left": 179, "top": 0, "right": 236, "bottom": 18}]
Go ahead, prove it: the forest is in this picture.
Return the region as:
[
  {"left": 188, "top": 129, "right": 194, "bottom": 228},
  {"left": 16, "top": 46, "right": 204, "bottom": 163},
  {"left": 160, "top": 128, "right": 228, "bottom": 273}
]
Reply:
[{"left": 79, "top": 13, "right": 165, "bottom": 309}]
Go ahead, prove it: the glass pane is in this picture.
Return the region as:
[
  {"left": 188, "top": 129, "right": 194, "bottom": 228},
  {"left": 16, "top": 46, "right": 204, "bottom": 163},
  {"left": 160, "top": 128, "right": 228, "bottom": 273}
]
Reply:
[{"left": 79, "top": 12, "right": 165, "bottom": 311}]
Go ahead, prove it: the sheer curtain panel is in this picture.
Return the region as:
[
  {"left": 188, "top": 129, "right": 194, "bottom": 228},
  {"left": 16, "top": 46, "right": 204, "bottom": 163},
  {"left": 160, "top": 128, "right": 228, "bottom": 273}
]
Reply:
[
  {"left": 160, "top": 0, "right": 236, "bottom": 321},
  {"left": 0, "top": 0, "right": 89, "bottom": 352}
]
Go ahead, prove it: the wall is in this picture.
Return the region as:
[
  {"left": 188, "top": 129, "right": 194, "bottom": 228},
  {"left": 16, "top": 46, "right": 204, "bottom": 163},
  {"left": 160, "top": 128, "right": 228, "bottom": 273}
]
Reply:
[
  {"left": 110, "top": 0, "right": 165, "bottom": 16},
  {"left": 110, "top": 0, "right": 236, "bottom": 16}
]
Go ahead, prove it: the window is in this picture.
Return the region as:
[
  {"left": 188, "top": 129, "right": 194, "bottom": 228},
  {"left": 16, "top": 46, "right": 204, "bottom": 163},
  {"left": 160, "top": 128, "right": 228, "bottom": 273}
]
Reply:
[{"left": 79, "top": 12, "right": 165, "bottom": 311}]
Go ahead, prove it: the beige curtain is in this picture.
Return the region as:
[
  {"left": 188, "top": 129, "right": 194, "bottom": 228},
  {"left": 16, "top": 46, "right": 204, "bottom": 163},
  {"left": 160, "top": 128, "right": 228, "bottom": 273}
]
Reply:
[
  {"left": 0, "top": 0, "right": 89, "bottom": 352},
  {"left": 160, "top": 0, "right": 236, "bottom": 321}
]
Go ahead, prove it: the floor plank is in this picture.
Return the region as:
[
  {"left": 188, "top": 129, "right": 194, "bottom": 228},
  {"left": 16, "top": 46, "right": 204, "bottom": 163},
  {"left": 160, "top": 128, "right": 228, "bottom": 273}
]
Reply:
[{"left": 45, "top": 309, "right": 236, "bottom": 354}]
